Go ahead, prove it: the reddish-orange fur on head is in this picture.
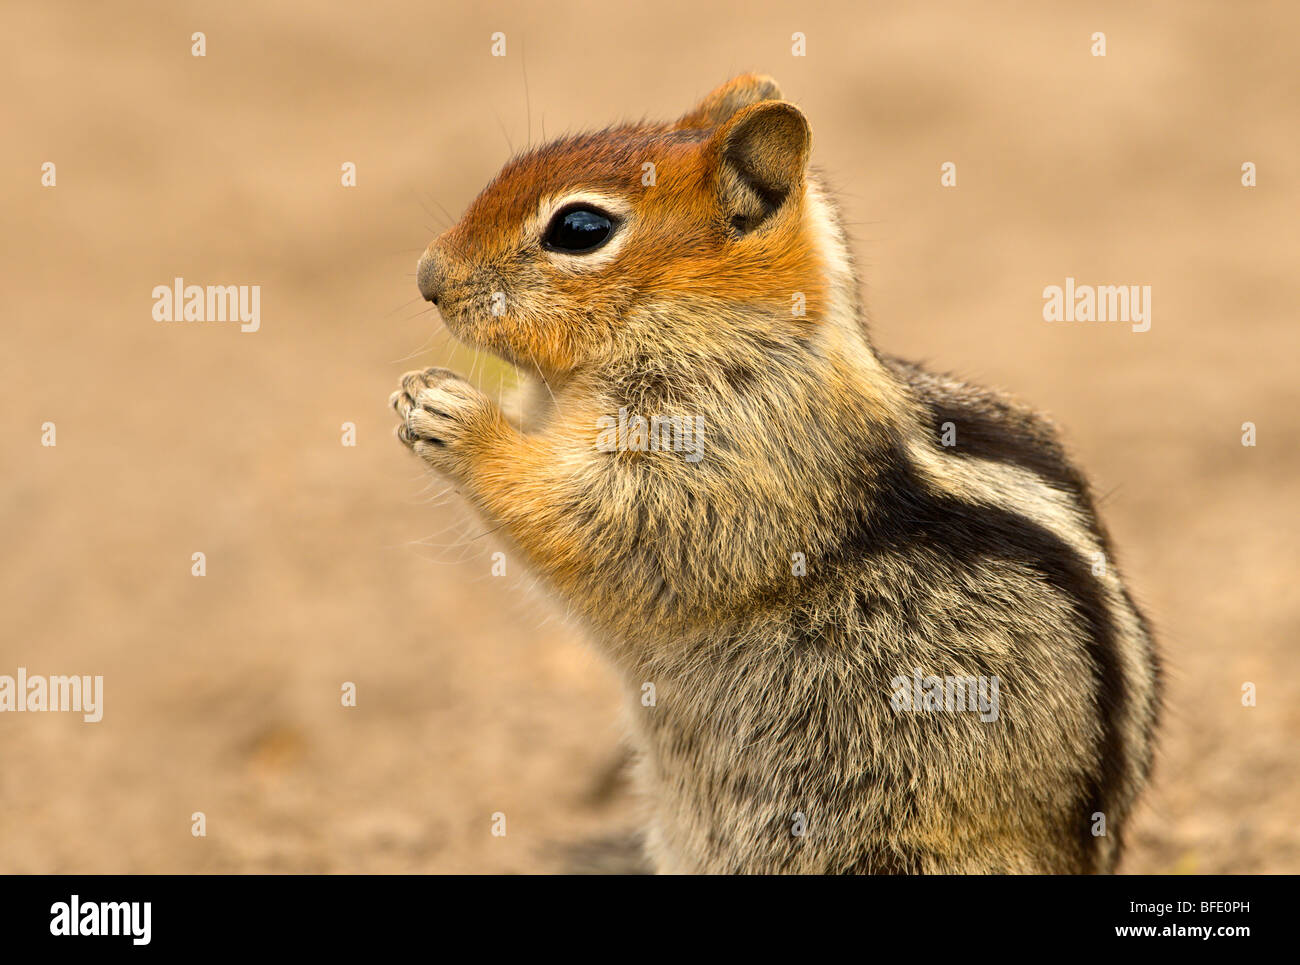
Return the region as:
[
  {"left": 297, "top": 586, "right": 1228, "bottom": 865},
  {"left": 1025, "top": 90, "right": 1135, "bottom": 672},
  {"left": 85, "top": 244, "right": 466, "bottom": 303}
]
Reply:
[{"left": 418, "top": 75, "right": 828, "bottom": 378}]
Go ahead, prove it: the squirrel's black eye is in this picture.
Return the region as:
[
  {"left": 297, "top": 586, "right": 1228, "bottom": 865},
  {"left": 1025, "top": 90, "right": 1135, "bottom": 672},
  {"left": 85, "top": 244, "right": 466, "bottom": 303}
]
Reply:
[{"left": 543, "top": 206, "right": 616, "bottom": 254}]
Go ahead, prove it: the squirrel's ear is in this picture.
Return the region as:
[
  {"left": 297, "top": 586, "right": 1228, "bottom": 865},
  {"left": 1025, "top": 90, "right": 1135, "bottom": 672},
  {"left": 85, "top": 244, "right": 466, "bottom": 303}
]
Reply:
[
  {"left": 674, "top": 74, "right": 783, "bottom": 129},
  {"left": 710, "top": 100, "right": 811, "bottom": 235}
]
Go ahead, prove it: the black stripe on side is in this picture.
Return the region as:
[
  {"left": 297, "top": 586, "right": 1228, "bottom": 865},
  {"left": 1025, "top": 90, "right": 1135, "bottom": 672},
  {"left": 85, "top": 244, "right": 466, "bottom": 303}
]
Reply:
[{"left": 833, "top": 439, "right": 1129, "bottom": 872}]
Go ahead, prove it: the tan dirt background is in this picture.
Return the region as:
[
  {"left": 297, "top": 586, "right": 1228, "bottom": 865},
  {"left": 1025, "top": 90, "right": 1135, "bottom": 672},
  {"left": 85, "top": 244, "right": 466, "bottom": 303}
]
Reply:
[{"left": 2, "top": 0, "right": 1296, "bottom": 873}]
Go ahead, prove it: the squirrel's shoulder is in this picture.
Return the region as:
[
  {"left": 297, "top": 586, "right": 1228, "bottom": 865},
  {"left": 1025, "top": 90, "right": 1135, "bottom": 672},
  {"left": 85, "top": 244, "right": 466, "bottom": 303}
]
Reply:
[{"left": 882, "top": 354, "right": 1098, "bottom": 509}]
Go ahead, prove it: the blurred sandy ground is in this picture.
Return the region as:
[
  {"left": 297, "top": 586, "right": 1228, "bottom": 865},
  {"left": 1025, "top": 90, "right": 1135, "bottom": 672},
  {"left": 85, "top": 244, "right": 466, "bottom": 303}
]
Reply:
[{"left": 1, "top": 0, "right": 1296, "bottom": 872}]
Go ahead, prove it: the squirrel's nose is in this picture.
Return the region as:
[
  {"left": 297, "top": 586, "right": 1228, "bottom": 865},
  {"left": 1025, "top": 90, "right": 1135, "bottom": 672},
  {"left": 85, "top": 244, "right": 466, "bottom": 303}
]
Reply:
[{"left": 416, "top": 247, "right": 444, "bottom": 304}]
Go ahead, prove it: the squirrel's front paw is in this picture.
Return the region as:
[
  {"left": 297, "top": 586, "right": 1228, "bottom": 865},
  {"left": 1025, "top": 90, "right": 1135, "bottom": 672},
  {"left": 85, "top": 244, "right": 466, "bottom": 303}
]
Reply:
[{"left": 390, "top": 367, "right": 499, "bottom": 474}]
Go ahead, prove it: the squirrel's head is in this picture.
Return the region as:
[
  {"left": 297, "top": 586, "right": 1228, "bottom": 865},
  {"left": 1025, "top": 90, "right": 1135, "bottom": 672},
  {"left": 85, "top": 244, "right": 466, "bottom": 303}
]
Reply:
[{"left": 418, "top": 75, "right": 838, "bottom": 377}]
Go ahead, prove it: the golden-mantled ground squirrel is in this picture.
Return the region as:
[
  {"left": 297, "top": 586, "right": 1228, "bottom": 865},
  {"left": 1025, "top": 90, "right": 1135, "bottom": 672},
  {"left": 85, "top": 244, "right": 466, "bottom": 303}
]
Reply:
[{"left": 392, "top": 75, "right": 1161, "bottom": 874}]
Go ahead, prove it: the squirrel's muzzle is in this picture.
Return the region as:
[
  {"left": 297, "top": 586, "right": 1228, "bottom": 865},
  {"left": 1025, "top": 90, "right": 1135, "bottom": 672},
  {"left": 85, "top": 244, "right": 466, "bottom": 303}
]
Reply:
[{"left": 416, "top": 246, "right": 445, "bottom": 304}]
